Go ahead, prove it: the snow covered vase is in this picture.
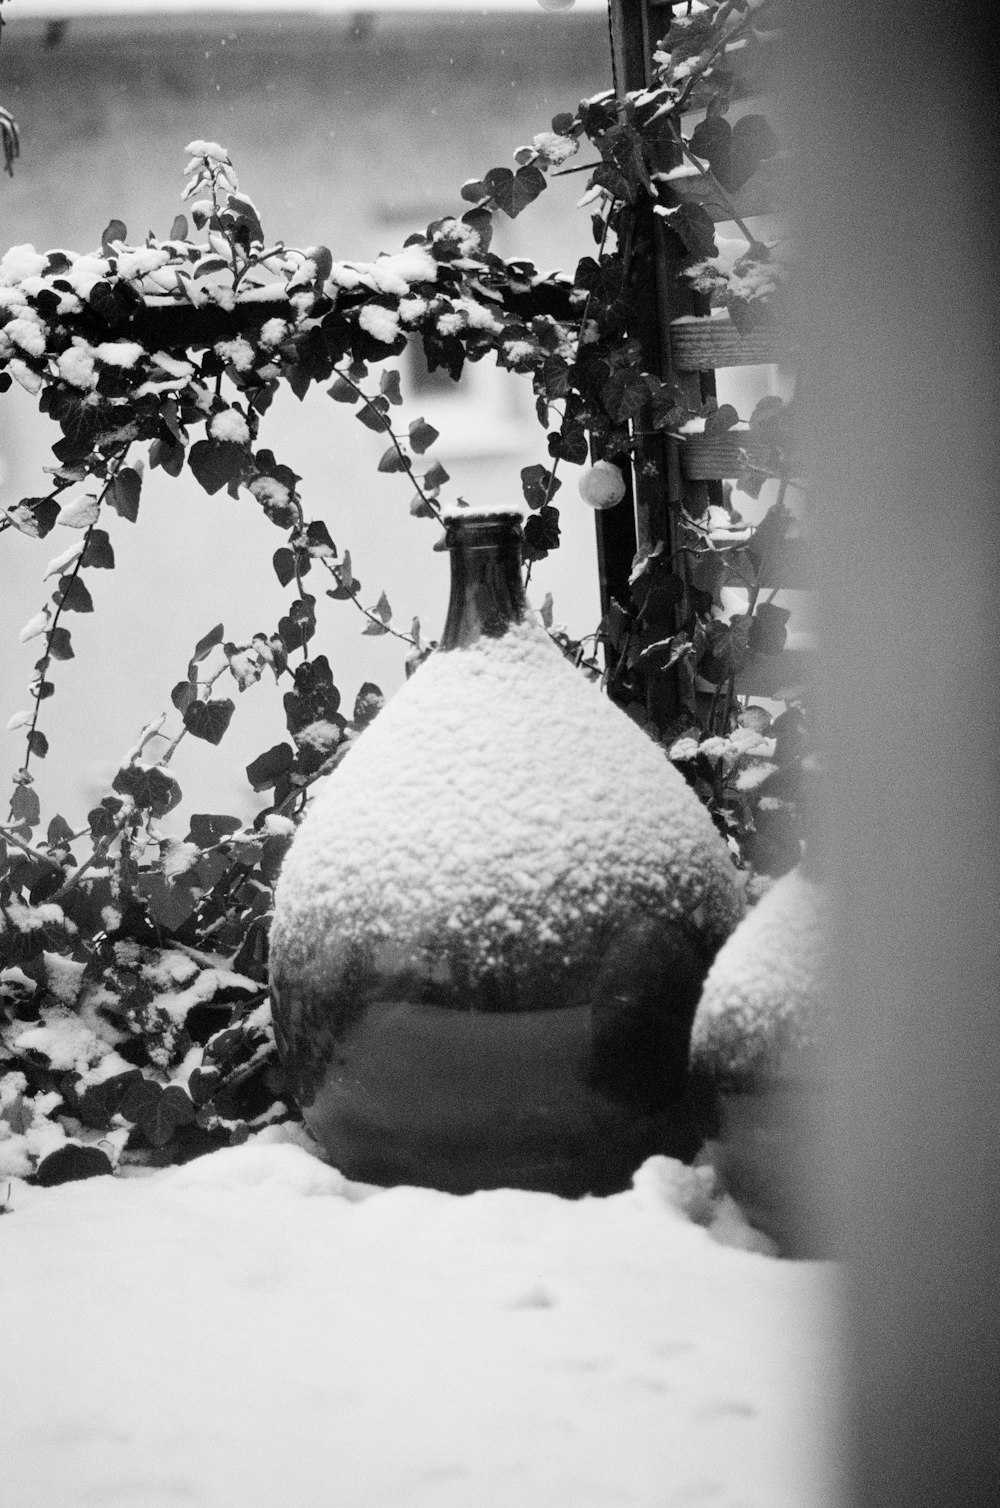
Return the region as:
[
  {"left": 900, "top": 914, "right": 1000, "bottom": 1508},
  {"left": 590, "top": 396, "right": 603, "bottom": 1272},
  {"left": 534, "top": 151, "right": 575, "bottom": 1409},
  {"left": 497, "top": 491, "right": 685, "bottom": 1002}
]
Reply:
[
  {"left": 269, "top": 509, "right": 744, "bottom": 1196},
  {"left": 688, "top": 864, "right": 830, "bottom": 1254}
]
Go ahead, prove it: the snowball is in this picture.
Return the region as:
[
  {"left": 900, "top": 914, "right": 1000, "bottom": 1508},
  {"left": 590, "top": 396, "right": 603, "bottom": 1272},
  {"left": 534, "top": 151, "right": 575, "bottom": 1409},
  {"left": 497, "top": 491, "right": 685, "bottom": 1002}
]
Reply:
[
  {"left": 56, "top": 343, "right": 97, "bottom": 390},
  {"left": 13, "top": 1008, "right": 110, "bottom": 1073},
  {"left": 262, "top": 814, "right": 296, "bottom": 837},
  {"left": 160, "top": 839, "right": 200, "bottom": 883},
  {"left": 531, "top": 130, "right": 579, "bottom": 164},
  {"left": 93, "top": 341, "right": 146, "bottom": 369},
  {"left": 5, "top": 315, "right": 47, "bottom": 358},
  {"left": 184, "top": 139, "right": 231, "bottom": 163},
  {"left": 258, "top": 317, "right": 289, "bottom": 348},
  {"left": 62, "top": 254, "right": 111, "bottom": 298},
  {"left": 248, "top": 476, "right": 290, "bottom": 508},
  {"left": 150, "top": 351, "right": 195, "bottom": 379},
  {"left": 208, "top": 409, "right": 250, "bottom": 444},
  {"left": 43, "top": 952, "right": 86, "bottom": 1007},
  {"left": 0, "top": 244, "right": 47, "bottom": 285},
  {"left": 357, "top": 304, "right": 401, "bottom": 344},
  {"left": 370, "top": 246, "right": 439, "bottom": 296},
  {"left": 116, "top": 247, "right": 171, "bottom": 280},
  {"left": 579, "top": 460, "right": 627, "bottom": 509},
  {"left": 397, "top": 296, "right": 428, "bottom": 325},
  {"left": 214, "top": 336, "right": 256, "bottom": 372}
]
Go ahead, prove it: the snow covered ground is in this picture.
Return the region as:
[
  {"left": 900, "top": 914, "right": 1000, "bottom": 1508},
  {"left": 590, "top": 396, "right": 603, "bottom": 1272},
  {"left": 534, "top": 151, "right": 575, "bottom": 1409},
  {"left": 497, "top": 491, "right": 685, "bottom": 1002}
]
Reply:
[{"left": 1, "top": 1125, "right": 837, "bottom": 1508}]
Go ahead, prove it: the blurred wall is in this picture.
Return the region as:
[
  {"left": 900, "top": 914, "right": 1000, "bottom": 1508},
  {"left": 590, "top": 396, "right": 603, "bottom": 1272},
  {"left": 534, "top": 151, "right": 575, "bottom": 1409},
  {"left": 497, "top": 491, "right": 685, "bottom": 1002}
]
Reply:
[{"left": 792, "top": 2, "right": 1000, "bottom": 1503}]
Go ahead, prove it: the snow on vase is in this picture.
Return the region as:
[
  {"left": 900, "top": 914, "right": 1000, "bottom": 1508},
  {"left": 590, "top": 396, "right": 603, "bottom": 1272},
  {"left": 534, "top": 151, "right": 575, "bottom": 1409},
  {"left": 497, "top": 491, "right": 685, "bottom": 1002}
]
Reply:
[{"left": 269, "top": 508, "right": 744, "bottom": 1195}]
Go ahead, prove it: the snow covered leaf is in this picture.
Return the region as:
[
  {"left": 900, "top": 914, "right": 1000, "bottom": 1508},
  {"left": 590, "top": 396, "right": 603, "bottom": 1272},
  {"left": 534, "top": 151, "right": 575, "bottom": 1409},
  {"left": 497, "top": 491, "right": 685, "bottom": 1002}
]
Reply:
[
  {"left": 352, "top": 682, "right": 385, "bottom": 731},
  {"left": 703, "top": 403, "right": 741, "bottom": 436},
  {"left": 18, "top": 610, "right": 50, "bottom": 644},
  {"left": 748, "top": 602, "right": 791, "bottom": 656},
  {"left": 460, "top": 178, "right": 489, "bottom": 203},
  {"left": 304, "top": 521, "right": 336, "bottom": 558},
  {"left": 42, "top": 541, "right": 85, "bottom": 580},
  {"left": 3, "top": 497, "right": 60, "bottom": 539},
  {"left": 57, "top": 490, "right": 101, "bottom": 530},
  {"left": 225, "top": 643, "right": 262, "bottom": 692},
  {"left": 183, "top": 698, "right": 235, "bottom": 745}
]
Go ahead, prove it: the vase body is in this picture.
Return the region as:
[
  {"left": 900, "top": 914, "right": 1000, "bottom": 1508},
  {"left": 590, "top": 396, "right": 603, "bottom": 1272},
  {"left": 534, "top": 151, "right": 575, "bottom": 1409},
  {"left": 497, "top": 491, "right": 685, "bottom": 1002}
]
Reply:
[{"left": 269, "top": 510, "right": 744, "bottom": 1195}]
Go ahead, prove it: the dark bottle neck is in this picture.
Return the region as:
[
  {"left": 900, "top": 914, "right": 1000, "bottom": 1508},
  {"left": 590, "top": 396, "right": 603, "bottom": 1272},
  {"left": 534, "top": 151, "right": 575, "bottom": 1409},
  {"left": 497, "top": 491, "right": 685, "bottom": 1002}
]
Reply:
[{"left": 440, "top": 513, "right": 528, "bottom": 650}]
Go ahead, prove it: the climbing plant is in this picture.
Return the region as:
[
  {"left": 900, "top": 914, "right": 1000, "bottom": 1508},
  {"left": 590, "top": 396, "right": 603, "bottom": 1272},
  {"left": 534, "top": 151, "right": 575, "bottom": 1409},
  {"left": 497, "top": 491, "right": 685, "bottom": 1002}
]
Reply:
[{"left": 0, "top": 0, "right": 808, "bottom": 1185}]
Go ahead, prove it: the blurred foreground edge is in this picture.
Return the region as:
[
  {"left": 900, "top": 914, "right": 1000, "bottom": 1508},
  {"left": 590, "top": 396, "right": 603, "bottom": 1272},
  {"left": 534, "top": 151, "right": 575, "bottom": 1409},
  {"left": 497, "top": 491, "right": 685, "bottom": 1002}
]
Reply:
[{"left": 789, "top": 3, "right": 1000, "bottom": 1505}]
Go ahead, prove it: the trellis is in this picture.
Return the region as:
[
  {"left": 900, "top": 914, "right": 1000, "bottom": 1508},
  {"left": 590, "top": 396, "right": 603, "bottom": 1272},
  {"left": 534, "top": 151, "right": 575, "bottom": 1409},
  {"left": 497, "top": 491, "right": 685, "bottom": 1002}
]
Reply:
[{"left": 603, "top": 0, "right": 807, "bottom": 708}]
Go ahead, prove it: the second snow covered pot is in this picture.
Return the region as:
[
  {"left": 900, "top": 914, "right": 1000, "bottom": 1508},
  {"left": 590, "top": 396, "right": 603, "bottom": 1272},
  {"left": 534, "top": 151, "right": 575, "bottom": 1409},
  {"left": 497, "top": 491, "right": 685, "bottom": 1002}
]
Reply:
[{"left": 269, "top": 510, "right": 744, "bottom": 1195}]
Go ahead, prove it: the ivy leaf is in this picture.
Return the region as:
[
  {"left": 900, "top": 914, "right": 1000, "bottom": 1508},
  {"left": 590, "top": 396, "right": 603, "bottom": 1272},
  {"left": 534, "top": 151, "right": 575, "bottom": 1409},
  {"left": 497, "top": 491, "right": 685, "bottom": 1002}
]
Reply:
[
  {"left": 35, "top": 1143, "right": 113, "bottom": 1186},
  {"left": 246, "top": 742, "right": 295, "bottom": 792},
  {"left": 523, "top": 504, "right": 561, "bottom": 562},
  {"left": 484, "top": 164, "right": 546, "bottom": 218},
  {"left": 379, "top": 369, "right": 403, "bottom": 405},
  {"left": 362, "top": 618, "right": 390, "bottom": 636},
  {"left": 183, "top": 698, "right": 235, "bottom": 745},
  {"left": 54, "top": 575, "right": 94, "bottom": 613},
  {"left": 748, "top": 601, "right": 791, "bottom": 656},
  {"left": 272, "top": 547, "right": 296, "bottom": 588},
  {"left": 112, "top": 763, "right": 182, "bottom": 818},
  {"left": 171, "top": 678, "right": 197, "bottom": 714},
  {"left": 188, "top": 439, "right": 249, "bottom": 496},
  {"left": 81, "top": 529, "right": 115, "bottom": 569},
  {"left": 278, "top": 595, "right": 316, "bottom": 653},
  {"left": 460, "top": 178, "right": 489, "bottom": 203},
  {"left": 11, "top": 784, "right": 41, "bottom": 828},
  {"left": 374, "top": 590, "right": 392, "bottom": 624},
  {"left": 547, "top": 423, "right": 589, "bottom": 465},
  {"left": 328, "top": 376, "right": 358, "bottom": 404},
  {"left": 88, "top": 796, "right": 123, "bottom": 840},
  {"left": 187, "top": 813, "right": 242, "bottom": 848},
  {"left": 149, "top": 438, "right": 184, "bottom": 477},
  {"left": 421, "top": 460, "right": 449, "bottom": 492},
  {"left": 408, "top": 418, "right": 439, "bottom": 455},
  {"left": 703, "top": 403, "right": 741, "bottom": 436},
  {"left": 520, "top": 464, "right": 561, "bottom": 512},
  {"left": 140, "top": 1085, "right": 197, "bottom": 1147},
  {"left": 669, "top": 203, "right": 718, "bottom": 260},
  {"left": 48, "top": 627, "right": 74, "bottom": 661},
  {"left": 192, "top": 623, "right": 225, "bottom": 663},
  {"left": 355, "top": 400, "right": 392, "bottom": 433},
  {"left": 170, "top": 214, "right": 188, "bottom": 241},
  {"left": 378, "top": 447, "right": 410, "bottom": 474},
  {"left": 27, "top": 730, "right": 48, "bottom": 759},
  {"left": 105, "top": 466, "right": 142, "bottom": 522},
  {"left": 47, "top": 814, "right": 74, "bottom": 847},
  {"left": 591, "top": 162, "right": 635, "bottom": 205},
  {"left": 551, "top": 112, "right": 576, "bottom": 135}
]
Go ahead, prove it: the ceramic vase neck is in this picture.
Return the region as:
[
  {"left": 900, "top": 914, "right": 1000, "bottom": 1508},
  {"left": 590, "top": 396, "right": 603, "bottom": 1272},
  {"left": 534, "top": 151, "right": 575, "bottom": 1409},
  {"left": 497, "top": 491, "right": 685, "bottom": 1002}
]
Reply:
[{"left": 440, "top": 512, "right": 527, "bottom": 650}]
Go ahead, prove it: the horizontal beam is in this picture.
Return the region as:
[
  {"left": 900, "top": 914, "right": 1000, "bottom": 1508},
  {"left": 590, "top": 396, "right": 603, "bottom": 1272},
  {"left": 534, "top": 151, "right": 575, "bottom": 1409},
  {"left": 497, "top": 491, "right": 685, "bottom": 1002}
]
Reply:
[
  {"left": 680, "top": 429, "right": 769, "bottom": 479},
  {"left": 670, "top": 314, "right": 791, "bottom": 371}
]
